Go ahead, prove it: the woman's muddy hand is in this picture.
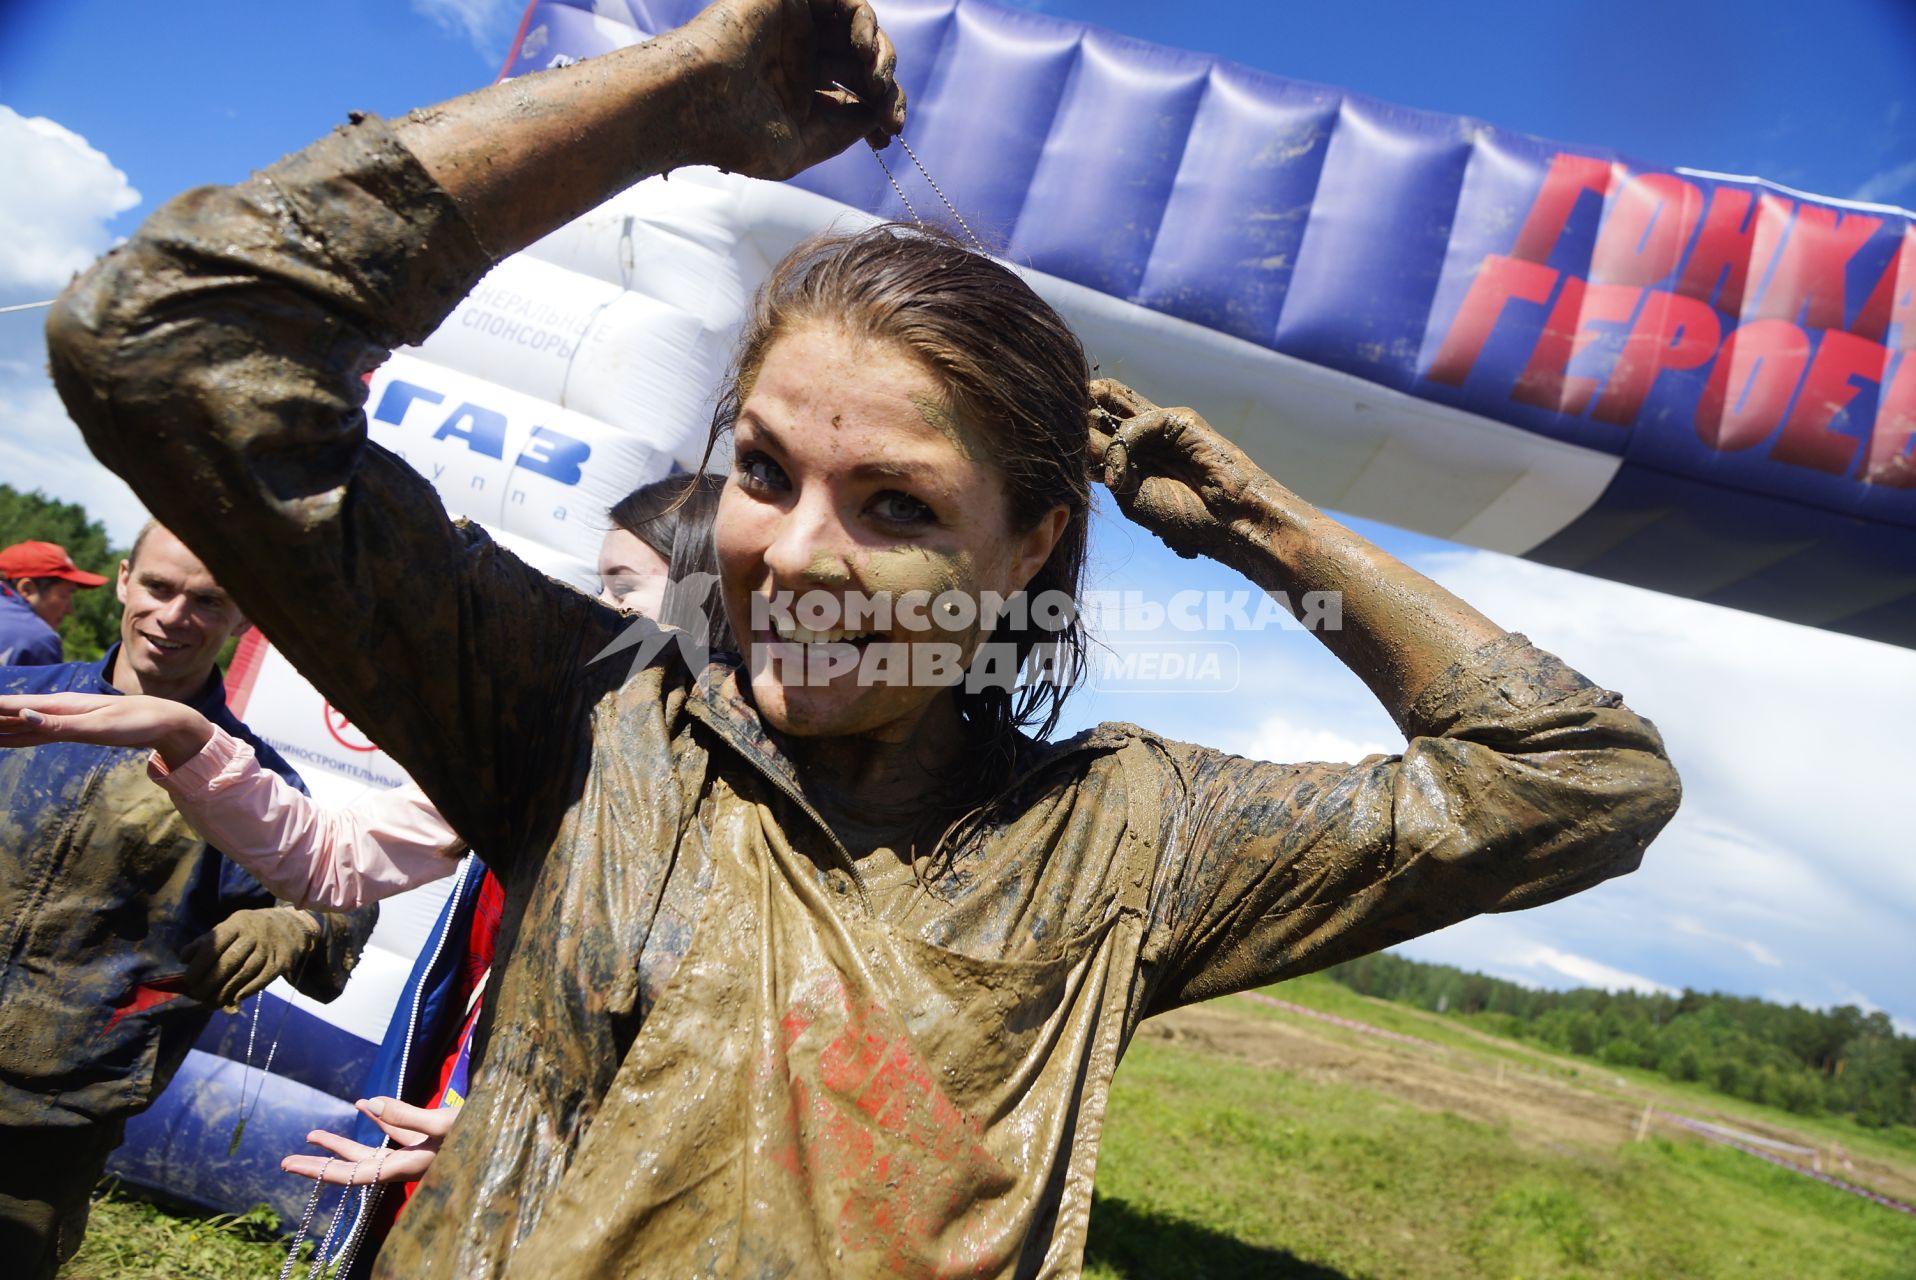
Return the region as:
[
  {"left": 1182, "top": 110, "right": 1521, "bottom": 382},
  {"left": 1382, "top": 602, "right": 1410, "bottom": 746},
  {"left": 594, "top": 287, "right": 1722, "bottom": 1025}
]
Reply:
[
  {"left": 678, "top": 0, "right": 905, "bottom": 180},
  {"left": 1088, "top": 379, "right": 1280, "bottom": 561},
  {"left": 280, "top": 1097, "right": 457, "bottom": 1186}
]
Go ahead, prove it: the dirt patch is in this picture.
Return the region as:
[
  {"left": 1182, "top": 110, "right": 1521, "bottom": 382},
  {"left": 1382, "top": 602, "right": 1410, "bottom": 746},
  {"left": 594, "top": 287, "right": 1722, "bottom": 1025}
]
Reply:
[
  {"left": 1140, "top": 1000, "right": 1634, "bottom": 1152},
  {"left": 1139, "top": 995, "right": 1916, "bottom": 1209}
]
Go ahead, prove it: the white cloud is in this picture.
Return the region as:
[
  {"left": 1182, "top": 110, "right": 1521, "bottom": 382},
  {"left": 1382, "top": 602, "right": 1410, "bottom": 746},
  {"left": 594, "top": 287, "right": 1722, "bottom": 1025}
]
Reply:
[
  {"left": 1220, "top": 710, "right": 1394, "bottom": 766},
  {"left": 1392, "top": 913, "right": 1676, "bottom": 996},
  {"left": 1508, "top": 944, "right": 1678, "bottom": 996},
  {"left": 0, "top": 109, "right": 150, "bottom": 543},
  {"left": 411, "top": 0, "right": 522, "bottom": 63},
  {"left": 0, "top": 106, "right": 140, "bottom": 295},
  {"left": 0, "top": 368, "right": 150, "bottom": 543},
  {"left": 1849, "top": 157, "right": 1916, "bottom": 206},
  {"left": 1667, "top": 914, "right": 1781, "bottom": 969}
]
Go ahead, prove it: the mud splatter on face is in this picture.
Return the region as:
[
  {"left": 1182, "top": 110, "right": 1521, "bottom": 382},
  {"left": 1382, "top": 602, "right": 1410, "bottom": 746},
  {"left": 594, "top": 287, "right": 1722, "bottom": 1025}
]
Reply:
[
  {"left": 853, "top": 544, "right": 972, "bottom": 600},
  {"left": 805, "top": 550, "right": 852, "bottom": 587},
  {"left": 909, "top": 392, "right": 982, "bottom": 463}
]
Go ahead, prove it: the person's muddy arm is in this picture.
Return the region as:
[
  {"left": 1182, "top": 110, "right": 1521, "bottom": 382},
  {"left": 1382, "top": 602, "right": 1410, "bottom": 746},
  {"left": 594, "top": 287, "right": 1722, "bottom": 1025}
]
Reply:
[
  {"left": 44, "top": 119, "right": 597, "bottom": 857},
  {"left": 390, "top": 0, "right": 902, "bottom": 255},
  {"left": 45, "top": 1, "right": 901, "bottom": 854},
  {"left": 1087, "top": 386, "right": 1680, "bottom": 1011},
  {"left": 1090, "top": 380, "right": 1506, "bottom": 726},
  {"left": 1135, "top": 632, "right": 1680, "bottom": 1014}
]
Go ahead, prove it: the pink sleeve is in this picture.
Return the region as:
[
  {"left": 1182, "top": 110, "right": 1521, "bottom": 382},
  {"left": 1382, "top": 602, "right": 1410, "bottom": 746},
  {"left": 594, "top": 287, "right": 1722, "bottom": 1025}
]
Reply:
[{"left": 149, "top": 724, "right": 465, "bottom": 909}]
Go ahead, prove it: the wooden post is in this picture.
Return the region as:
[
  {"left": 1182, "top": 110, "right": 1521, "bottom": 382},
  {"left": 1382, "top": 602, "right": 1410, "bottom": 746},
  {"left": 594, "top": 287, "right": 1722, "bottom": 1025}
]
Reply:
[{"left": 1634, "top": 1101, "right": 1653, "bottom": 1142}]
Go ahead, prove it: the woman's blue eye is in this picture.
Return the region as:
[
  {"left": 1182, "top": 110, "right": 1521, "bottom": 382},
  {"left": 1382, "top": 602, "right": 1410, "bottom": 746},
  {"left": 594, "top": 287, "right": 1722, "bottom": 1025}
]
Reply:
[
  {"left": 872, "top": 492, "right": 934, "bottom": 525},
  {"left": 737, "top": 452, "right": 789, "bottom": 491}
]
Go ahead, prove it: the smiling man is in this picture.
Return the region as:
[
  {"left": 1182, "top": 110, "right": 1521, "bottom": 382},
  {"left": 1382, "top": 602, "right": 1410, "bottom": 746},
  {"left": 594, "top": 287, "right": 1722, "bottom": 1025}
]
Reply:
[{"left": 0, "top": 521, "right": 376, "bottom": 1279}]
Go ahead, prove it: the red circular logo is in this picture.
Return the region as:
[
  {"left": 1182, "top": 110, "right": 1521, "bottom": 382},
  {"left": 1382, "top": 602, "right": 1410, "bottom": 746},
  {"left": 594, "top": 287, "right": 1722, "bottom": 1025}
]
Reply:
[{"left": 322, "top": 704, "right": 379, "bottom": 753}]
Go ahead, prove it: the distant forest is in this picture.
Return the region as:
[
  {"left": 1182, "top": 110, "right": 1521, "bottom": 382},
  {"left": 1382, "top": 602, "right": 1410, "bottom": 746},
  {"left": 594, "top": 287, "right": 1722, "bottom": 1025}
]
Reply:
[{"left": 1322, "top": 952, "right": 1915, "bottom": 1130}]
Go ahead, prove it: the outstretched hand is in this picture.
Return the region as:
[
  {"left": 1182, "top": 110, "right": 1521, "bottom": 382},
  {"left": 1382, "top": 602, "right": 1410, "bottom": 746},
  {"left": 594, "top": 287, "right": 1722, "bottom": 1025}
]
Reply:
[
  {"left": 1088, "top": 379, "right": 1281, "bottom": 562},
  {"left": 0, "top": 691, "right": 215, "bottom": 768},
  {"left": 281, "top": 1096, "right": 457, "bottom": 1186},
  {"left": 680, "top": 0, "right": 906, "bottom": 180}
]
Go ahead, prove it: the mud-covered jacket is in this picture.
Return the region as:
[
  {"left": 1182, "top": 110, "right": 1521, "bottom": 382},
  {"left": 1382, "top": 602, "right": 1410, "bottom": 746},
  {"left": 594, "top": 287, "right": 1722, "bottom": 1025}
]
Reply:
[
  {"left": 47, "top": 118, "right": 1680, "bottom": 1276},
  {"left": 0, "top": 649, "right": 376, "bottom": 1128}
]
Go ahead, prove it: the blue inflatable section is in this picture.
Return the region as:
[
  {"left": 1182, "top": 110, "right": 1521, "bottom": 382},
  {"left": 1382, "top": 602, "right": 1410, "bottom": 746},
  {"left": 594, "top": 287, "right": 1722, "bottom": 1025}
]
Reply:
[
  {"left": 508, "top": 0, "right": 1916, "bottom": 645},
  {"left": 107, "top": 999, "right": 365, "bottom": 1227}
]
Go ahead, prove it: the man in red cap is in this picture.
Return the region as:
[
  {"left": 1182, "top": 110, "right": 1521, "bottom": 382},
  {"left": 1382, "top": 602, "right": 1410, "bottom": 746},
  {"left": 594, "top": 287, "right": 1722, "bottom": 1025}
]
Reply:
[{"left": 0, "top": 540, "right": 109, "bottom": 666}]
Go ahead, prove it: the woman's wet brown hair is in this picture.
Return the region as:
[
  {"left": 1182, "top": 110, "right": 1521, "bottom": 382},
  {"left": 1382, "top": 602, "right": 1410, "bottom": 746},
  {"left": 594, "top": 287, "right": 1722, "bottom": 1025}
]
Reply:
[{"left": 703, "top": 222, "right": 1092, "bottom": 750}]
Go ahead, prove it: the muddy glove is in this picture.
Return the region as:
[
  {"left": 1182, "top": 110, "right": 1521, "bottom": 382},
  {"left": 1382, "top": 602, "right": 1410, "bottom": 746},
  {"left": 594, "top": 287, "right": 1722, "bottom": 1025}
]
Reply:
[{"left": 181, "top": 907, "right": 323, "bottom": 1009}]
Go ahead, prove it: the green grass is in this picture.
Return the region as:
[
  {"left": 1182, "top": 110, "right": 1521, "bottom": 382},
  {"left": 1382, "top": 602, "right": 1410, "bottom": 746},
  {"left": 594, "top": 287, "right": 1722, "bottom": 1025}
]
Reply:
[
  {"left": 63, "top": 1184, "right": 314, "bottom": 1280},
  {"left": 62, "top": 984, "right": 1916, "bottom": 1279},
  {"left": 1084, "top": 1035, "right": 1916, "bottom": 1280}
]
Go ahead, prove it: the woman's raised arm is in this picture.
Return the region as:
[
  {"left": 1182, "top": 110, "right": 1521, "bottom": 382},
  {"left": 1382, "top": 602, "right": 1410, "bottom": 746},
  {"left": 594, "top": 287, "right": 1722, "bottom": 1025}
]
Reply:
[
  {"left": 44, "top": 1, "right": 901, "bottom": 858},
  {"left": 1090, "top": 378, "right": 1505, "bottom": 723},
  {"left": 1088, "top": 381, "right": 1682, "bottom": 1010}
]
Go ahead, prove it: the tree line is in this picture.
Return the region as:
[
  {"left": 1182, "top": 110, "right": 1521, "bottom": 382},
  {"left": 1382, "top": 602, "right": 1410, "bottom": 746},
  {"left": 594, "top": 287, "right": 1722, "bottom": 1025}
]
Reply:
[{"left": 1321, "top": 951, "right": 1915, "bottom": 1129}]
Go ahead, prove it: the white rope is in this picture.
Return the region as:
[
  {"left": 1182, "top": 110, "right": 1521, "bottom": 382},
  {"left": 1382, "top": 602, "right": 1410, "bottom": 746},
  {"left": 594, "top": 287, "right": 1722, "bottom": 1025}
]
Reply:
[{"left": 0, "top": 299, "right": 56, "bottom": 315}]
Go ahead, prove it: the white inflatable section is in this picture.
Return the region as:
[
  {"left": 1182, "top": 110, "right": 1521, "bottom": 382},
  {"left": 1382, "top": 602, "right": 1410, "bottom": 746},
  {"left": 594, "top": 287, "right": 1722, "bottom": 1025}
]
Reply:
[
  {"left": 398, "top": 256, "right": 726, "bottom": 473},
  {"left": 367, "top": 352, "right": 671, "bottom": 566},
  {"left": 241, "top": 162, "right": 1626, "bottom": 1059}
]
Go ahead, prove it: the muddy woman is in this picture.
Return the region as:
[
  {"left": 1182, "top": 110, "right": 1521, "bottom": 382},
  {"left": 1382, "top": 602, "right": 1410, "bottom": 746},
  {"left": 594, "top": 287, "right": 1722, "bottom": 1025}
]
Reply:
[{"left": 46, "top": 0, "right": 1680, "bottom": 1274}]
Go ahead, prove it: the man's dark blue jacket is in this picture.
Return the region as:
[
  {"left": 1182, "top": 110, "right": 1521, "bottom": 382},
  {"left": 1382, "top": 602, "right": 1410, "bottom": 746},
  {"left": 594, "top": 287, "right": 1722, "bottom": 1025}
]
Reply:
[
  {"left": 0, "top": 582, "right": 62, "bottom": 666},
  {"left": 0, "top": 646, "right": 375, "bottom": 1129}
]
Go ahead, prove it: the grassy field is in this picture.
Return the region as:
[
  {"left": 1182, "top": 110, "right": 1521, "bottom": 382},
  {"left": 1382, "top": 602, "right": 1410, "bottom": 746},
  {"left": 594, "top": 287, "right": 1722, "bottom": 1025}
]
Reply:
[
  {"left": 63, "top": 1189, "right": 298, "bottom": 1279},
  {"left": 1085, "top": 1006, "right": 1916, "bottom": 1277},
  {"left": 65, "top": 975, "right": 1916, "bottom": 1279}
]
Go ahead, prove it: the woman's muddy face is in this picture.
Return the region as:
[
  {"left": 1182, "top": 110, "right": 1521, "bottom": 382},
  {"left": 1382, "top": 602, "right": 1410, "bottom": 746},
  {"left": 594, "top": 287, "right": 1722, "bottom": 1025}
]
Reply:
[{"left": 716, "top": 324, "right": 1065, "bottom": 742}]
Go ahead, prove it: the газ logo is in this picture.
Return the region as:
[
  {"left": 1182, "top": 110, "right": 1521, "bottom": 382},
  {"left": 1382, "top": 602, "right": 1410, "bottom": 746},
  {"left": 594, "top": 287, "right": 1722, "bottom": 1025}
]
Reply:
[{"left": 372, "top": 377, "right": 591, "bottom": 485}]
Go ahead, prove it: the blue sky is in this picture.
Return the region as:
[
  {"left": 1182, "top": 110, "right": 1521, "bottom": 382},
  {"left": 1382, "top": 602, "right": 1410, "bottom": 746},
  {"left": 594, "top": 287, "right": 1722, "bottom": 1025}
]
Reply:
[{"left": 3, "top": 0, "right": 1913, "bottom": 1026}]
